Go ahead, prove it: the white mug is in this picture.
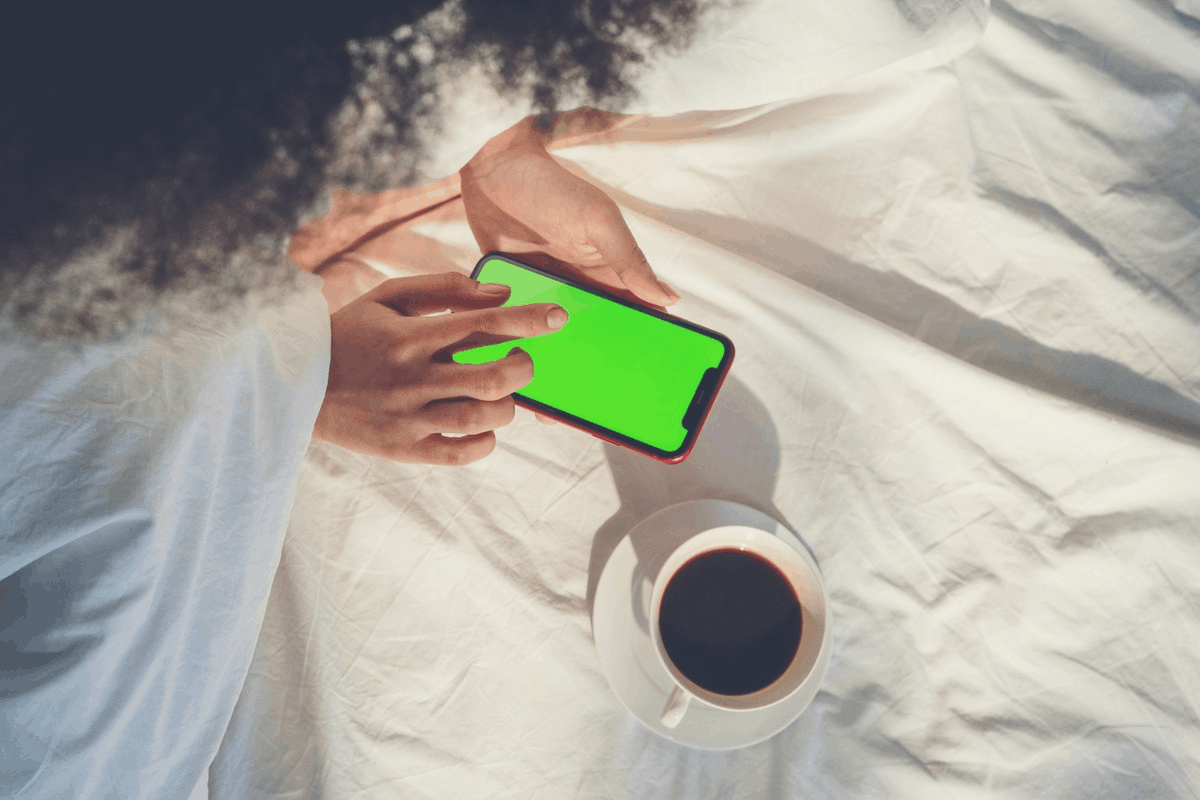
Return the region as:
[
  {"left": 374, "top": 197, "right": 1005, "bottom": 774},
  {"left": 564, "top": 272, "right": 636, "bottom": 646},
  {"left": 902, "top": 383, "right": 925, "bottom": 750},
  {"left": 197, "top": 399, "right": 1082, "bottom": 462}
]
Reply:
[{"left": 648, "top": 526, "right": 829, "bottom": 728}]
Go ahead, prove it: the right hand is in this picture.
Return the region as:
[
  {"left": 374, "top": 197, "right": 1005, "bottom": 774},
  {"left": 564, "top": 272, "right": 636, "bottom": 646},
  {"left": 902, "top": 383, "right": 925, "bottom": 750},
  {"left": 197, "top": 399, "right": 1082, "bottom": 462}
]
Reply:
[{"left": 313, "top": 272, "right": 567, "bottom": 465}]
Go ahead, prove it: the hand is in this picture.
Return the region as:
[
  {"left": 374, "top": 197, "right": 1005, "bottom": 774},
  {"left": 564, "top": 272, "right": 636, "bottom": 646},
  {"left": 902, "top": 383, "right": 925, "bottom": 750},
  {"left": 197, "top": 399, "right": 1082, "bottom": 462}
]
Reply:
[
  {"left": 313, "top": 272, "right": 567, "bottom": 465},
  {"left": 459, "top": 113, "right": 681, "bottom": 310}
]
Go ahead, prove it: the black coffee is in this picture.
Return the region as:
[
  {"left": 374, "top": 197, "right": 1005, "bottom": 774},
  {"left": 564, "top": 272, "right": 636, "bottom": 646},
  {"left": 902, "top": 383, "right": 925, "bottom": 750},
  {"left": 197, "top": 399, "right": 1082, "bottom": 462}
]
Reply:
[{"left": 659, "top": 548, "right": 802, "bottom": 696}]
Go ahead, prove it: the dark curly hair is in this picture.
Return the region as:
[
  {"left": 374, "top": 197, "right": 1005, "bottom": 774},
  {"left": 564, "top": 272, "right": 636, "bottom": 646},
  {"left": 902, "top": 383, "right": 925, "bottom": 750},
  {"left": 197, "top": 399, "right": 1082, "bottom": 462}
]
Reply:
[{"left": 0, "top": 0, "right": 713, "bottom": 339}]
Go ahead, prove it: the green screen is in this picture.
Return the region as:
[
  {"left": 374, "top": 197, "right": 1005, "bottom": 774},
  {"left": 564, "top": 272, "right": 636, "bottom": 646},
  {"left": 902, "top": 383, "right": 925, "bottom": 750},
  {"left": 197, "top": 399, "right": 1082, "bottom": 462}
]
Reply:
[{"left": 453, "top": 257, "right": 728, "bottom": 454}]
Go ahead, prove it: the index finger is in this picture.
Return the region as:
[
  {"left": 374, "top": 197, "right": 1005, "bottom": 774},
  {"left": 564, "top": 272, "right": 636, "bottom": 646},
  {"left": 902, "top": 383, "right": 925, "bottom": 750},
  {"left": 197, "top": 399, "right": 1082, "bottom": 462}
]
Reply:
[
  {"left": 366, "top": 272, "right": 513, "bottom": 316},
  {"left": 425, "top": 301, "right": 569, "bottom": 355}
]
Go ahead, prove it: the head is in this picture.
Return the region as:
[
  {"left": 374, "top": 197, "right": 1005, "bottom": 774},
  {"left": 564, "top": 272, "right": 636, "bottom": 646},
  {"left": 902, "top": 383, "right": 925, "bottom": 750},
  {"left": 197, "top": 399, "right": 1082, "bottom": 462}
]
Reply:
[{"left": 0, "top": 0, "right": 712, "bottom": 340}]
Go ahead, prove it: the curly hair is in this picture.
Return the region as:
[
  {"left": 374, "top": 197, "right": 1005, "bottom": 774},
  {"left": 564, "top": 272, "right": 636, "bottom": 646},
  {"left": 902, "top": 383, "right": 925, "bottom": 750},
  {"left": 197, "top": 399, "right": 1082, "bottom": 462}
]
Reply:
[{"left": 0, "top": 0, "right": 713, "bottom": 340}]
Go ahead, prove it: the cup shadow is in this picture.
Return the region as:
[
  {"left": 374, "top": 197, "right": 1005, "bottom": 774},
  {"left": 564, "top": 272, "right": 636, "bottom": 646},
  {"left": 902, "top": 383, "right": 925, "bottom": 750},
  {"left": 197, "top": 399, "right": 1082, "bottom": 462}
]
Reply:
[{"left": 586, "top": 375, "right": 794, "bottom": 617}]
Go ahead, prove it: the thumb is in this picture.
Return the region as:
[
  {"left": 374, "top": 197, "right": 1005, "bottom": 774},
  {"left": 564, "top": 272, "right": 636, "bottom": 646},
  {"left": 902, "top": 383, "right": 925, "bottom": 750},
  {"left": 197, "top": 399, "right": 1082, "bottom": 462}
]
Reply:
[{"left": 589, "top": 226, "right": 681, "bottom": 307}]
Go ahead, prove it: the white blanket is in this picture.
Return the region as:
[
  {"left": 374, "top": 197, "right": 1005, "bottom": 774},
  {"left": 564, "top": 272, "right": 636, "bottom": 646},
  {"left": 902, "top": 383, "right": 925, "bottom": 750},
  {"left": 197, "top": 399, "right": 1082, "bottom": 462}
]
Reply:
[{"left": 216, "top": 0, "right": 1200, "bottom": 797}]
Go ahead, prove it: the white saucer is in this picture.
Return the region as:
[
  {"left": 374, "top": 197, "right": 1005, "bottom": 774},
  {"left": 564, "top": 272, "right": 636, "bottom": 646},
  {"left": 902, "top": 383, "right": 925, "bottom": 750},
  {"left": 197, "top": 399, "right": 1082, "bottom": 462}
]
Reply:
[{"left": 591, "top": 499, "right": 832, "bottom": 750}]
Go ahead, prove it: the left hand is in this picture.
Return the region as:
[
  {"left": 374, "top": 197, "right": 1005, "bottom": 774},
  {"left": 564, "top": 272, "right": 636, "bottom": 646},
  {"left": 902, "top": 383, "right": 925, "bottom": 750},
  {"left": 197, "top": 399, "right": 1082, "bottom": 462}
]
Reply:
[{"left": 459, "top": 113, "right": 681, "bottom": 311}]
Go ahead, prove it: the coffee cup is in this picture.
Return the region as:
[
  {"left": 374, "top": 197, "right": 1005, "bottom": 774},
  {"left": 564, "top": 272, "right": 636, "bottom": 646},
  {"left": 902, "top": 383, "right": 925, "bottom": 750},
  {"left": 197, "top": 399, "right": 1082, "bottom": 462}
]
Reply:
[{"left": 648, "top": 526, "right": 828, "bottom": 728}]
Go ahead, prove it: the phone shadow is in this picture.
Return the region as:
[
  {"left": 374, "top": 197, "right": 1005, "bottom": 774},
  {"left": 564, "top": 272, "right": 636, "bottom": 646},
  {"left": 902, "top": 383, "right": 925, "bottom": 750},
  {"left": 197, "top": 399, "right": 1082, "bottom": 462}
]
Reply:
[{"left": 586, "top": 374, "right": 793, "bottom": 617}]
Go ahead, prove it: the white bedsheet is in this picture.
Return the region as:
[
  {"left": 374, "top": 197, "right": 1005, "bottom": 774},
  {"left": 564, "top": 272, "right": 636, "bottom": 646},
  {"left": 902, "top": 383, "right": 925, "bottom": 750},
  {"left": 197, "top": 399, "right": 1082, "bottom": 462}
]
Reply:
[{"left": 215, "top": 0, "right": 1200, "bottom": 796}]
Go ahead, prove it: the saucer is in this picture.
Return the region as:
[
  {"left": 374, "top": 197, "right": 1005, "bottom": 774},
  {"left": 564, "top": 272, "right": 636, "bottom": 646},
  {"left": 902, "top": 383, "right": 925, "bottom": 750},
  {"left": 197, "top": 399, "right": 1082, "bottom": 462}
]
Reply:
[{"left": 591, "top": 499, "right": 832, "bottom": 749}]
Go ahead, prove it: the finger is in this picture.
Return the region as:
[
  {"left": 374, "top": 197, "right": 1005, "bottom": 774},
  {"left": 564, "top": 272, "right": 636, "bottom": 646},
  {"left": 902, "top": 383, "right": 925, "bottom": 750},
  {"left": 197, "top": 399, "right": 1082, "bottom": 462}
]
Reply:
[
  {"left": 365, "top": 272, "right": 512, "bottom": 316},
  {"left": 422, "top": 347, "right": 536, "bottom": 403},
  {"left": 428, "top": 301, "right": 568, "bottom": 353},
  {"left": 586, "top": 218, "right": 680, "bottom": 307},
  {"left": 534, "top": 411, "right": 558, "bottom": 425},
  {"left": 571, "top": 275, "right": 670, "bottom": 314},
  {"left": 411, "top": 432, "right": 498, "bottom": 467},
  {"left": 421, "top": 396, "right": 517, "bottom": 435}
]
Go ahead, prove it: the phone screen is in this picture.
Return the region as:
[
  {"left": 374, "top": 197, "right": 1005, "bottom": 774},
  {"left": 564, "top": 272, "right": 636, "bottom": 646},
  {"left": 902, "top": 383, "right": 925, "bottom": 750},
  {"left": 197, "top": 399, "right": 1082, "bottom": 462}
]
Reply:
[{"left": 453, "top": 254, "right": 734, "bottom": 462}]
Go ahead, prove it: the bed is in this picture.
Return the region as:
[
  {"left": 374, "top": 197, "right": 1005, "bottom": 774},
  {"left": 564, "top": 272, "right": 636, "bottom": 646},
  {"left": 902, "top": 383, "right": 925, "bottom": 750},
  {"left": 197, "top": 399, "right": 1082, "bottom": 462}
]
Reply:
[{"left": 210, "top": 0, "right": 1200, "bottom": 796}]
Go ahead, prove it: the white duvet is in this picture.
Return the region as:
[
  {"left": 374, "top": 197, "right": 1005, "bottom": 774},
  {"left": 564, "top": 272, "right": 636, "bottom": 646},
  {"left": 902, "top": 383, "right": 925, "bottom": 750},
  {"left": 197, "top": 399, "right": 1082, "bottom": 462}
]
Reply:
[{"left": 9, "top": 0, "right": 1194, "bottom": 796}]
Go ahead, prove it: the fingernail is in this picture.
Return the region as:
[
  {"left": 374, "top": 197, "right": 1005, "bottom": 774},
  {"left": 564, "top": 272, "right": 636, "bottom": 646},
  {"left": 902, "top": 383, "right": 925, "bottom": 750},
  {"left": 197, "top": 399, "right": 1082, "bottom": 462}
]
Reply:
[
  {"left": 480, "top": 282, "right": 510, "bottom": 294},
  {"left": 658, "top": 279, "right": 681, "bottom": 302},
  {"left": 547, "top": 306, "right": 568, "bottom": 329},
  {"left": 508, "top": 346, "right": 527, "bottom": 357}
]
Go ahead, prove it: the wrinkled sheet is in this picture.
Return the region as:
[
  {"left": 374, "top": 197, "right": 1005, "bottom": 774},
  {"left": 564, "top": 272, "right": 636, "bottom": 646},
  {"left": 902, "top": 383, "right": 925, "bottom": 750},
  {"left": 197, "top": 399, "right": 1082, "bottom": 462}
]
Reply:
[{"left": 214, "top": 0, "right": 1200, "bottom": 796}]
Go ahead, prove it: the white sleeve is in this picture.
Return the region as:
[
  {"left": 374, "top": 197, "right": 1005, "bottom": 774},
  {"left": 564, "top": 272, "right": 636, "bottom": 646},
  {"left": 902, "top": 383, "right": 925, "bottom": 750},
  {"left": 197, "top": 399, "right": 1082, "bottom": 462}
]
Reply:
[{"left": 0, "top": 275, "right": 330, "bottom": 799}]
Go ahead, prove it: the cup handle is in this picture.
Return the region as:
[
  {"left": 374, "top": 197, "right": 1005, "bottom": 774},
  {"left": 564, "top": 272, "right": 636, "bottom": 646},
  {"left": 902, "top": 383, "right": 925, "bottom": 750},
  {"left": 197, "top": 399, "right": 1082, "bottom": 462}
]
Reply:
[{"left": 659, "top": 686, "right": 691, "bottom": 729}]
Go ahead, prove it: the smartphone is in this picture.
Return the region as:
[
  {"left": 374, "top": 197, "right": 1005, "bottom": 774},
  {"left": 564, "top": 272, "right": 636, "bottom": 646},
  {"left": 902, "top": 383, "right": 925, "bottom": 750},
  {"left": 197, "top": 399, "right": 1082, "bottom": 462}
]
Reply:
[{"left": 453, "top": 253, "right": 734, "bottom": 463}]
